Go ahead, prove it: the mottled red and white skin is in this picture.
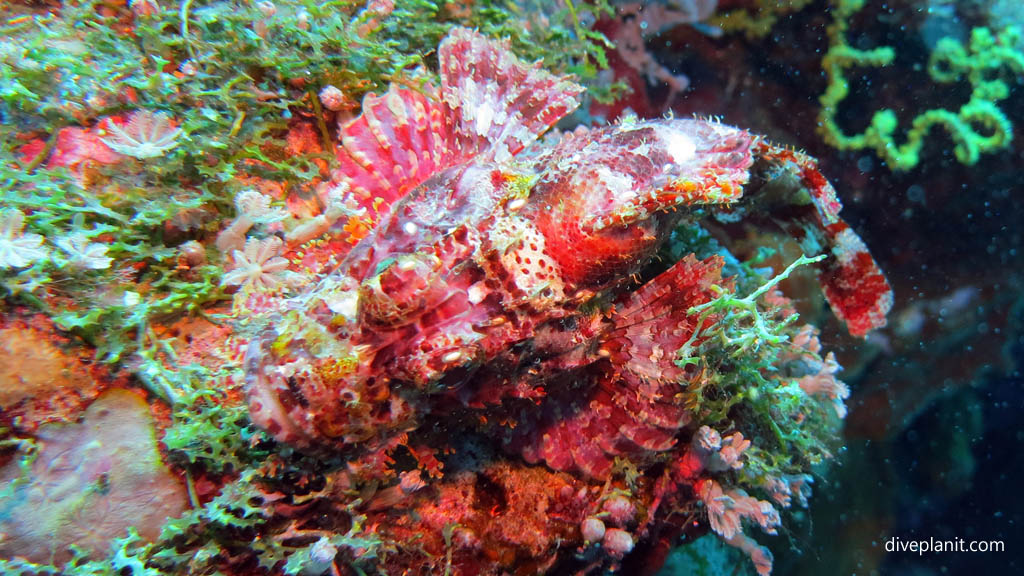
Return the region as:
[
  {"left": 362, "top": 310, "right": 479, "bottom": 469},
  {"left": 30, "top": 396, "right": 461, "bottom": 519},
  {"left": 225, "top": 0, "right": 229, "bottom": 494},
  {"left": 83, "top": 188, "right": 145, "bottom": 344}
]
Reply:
[{"left": 243, "top": 28, "right": 891, "bottom": 467}]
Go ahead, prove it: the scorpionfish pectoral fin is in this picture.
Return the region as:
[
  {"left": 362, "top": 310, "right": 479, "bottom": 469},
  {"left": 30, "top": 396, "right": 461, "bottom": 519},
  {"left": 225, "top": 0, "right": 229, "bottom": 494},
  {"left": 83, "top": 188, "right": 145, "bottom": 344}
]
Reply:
[
  {"left": 332, "top": 27, "right": 584, "bottom": 213},
  {"left": 514, "top": 254, "right": 727, "bottom": 479}
]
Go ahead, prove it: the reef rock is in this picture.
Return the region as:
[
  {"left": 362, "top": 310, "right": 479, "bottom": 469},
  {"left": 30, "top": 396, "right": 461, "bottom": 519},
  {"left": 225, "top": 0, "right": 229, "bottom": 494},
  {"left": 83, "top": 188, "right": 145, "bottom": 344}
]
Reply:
[{"left": 0, "top": 389, "right": 188, "bottom": 564}]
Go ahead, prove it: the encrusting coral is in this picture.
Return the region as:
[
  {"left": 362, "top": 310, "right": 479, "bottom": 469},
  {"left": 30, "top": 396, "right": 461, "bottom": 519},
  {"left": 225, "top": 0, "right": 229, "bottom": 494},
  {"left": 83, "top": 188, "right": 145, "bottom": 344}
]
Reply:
[
  {"left": 0, "top": 389, "right": 187, "bottom": 565},
  {"left": 0, "top": 316, "right": 108, "bottom": 429}
]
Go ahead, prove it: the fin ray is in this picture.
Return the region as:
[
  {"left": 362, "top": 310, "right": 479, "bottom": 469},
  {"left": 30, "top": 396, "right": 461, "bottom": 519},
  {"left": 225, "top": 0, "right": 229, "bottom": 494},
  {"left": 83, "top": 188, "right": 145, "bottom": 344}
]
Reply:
[
  {"left": 332, "top": 28, "right": 582, "bottom": 214},
  {"left": 439, "top": 28, "right": 584, "bottom": 162}
]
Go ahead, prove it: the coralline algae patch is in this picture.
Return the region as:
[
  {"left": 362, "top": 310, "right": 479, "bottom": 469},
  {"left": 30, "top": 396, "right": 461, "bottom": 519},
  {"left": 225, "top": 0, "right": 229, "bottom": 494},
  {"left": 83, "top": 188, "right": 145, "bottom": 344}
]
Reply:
[
  {"left": 0, "top": 317, "right": 113, "bottom": 431},
  {"left": 155, "top": 312, "right": 240, "bottom": 374},
  {"left": 381, "top": 460, "right": 647, "bottom": 571},
  {"left": 0, "top": 389, "right": 187, "bottom": 564}
]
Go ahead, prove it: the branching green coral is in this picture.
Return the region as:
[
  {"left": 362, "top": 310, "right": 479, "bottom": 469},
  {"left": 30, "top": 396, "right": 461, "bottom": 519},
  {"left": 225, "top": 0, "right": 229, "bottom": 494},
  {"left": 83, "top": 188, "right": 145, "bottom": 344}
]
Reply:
[
  {"left": 0, "top": 529, "right": 159, "bottom": 576},
  {"left": 675, "top": 252, "right": 841, "bottom": 484},
  {"left": 154, "top": 471, "right": 383, "bottom": 574},
  {"left": 819, "top": 0, "right": 1024, "bottom": 170},
  {"left": 679, "top": 254, "right": 826, "bottom": 362},
  {"left": 162, "top": 378, "right": 261, "bottom": 474}
]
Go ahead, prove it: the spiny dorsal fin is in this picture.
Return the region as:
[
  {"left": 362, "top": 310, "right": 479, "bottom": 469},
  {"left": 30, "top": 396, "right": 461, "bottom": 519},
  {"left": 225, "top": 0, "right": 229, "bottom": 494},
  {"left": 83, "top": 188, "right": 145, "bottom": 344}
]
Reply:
[
  {"left": 333, "top": 28, "right": 583, "bottom": 212},
  {"left": 439, "top": 28, "right": 584, "bottom": 163},
  {"left": 333, "top": 85, "right": 447, "bottom": 207}
]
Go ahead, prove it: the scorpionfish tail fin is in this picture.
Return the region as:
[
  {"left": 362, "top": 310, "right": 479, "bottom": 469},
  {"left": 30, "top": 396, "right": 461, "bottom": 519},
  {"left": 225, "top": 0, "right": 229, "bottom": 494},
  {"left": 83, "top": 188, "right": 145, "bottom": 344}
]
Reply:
[
  {"left": 334, "top": 85, "right": 448, "bottom": 208},
  {"left": 817, "top": 221, "right": 893, "bottom": 338},
  {"left": 439, "top": 28, "right": 584, "bottom": 163},
  {"left": 748, "top": 143, "right": 893, "bottom": 337}
]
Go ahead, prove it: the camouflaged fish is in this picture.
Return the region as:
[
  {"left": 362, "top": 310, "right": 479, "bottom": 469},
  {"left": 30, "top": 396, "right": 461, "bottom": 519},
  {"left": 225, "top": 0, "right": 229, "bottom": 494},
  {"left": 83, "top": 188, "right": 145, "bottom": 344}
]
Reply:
[{"left": 244, "top": 29, "right": 892, "bottom": 477}]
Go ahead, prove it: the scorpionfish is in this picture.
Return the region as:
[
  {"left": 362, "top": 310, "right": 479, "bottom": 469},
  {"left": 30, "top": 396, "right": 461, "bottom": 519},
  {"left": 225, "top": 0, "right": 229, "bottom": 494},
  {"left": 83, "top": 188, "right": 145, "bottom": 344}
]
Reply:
[{"left": 244, "top": 29, "right": 892, "bottom": 481}]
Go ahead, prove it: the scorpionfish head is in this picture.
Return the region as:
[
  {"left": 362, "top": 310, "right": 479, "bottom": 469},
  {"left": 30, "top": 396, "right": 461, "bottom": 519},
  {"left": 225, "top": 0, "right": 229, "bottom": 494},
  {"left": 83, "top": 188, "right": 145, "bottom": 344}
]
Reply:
[{"left": 530, "top": 118, "right": 756, "bottom": 288}]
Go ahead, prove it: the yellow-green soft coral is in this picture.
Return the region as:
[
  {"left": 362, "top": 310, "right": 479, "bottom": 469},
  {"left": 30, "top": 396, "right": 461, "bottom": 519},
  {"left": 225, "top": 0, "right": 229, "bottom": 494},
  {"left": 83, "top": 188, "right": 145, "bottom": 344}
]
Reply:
[
  {"left": 818, "top": 0, "right": 1024, "bottom": 171},
  {"left": 711, "top": 0, "right": 815, "bottom": 40}
]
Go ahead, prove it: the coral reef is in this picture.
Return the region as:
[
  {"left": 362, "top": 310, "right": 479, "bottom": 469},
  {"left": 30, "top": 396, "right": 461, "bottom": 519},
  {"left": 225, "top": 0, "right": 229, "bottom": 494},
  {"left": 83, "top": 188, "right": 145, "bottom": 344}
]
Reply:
[{"left": 0, "top": 1, "right": 958, "bottom": 575}]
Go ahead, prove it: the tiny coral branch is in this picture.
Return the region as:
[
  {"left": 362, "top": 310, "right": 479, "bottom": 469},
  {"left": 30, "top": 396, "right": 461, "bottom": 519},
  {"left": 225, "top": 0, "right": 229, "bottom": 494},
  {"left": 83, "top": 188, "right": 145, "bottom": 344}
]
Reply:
[{"left": 679, "top": 253, "right": 826, "bottom": 362}]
